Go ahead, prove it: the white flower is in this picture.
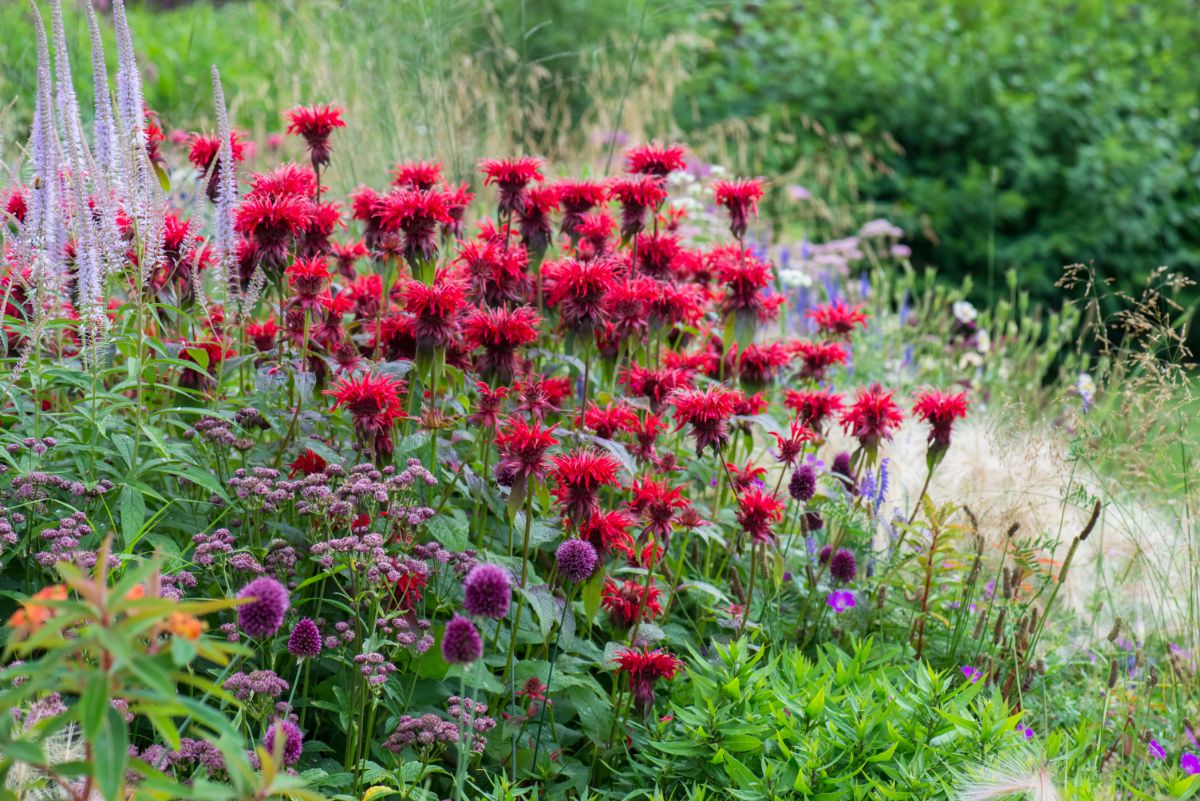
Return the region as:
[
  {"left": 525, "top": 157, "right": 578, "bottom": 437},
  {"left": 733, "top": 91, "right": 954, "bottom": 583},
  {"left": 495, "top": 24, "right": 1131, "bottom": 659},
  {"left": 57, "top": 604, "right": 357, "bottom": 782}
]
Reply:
[
  {"left": 779, "top": 268, "right": 812, "bottom": 289},
  {"left": 953, "top": 300, "right": 978, "bottom": 324}
]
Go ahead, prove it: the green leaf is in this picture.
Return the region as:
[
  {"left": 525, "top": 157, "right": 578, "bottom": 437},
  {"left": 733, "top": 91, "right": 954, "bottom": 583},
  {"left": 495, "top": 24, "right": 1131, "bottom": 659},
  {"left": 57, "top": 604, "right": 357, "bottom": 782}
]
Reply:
[
  {"left": 94, "top": 706, "right": 129, "bottom": 801},
  {"left": 581, "top": 567, "right": 605, "bottom": 625},
  {"left": 425, "top": 508, "right": 468, "bottom": 551},
  {"left": 119, "top": 485, "right": 146, "bottom": 546},
  {"left": 80, "top": 671, "right": 109, "bottom": 740}
]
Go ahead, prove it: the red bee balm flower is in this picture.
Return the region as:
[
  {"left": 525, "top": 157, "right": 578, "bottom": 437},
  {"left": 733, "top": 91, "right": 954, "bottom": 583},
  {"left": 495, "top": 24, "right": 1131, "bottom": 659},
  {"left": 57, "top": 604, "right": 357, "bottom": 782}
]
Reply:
[
  {"left": 579, "top": 508, "right": 637, "bottom": 557},
  {"left": 374, "top": 187, "right": 453, "bottom": 263},
  {"left": 629, "top": 477, "right": 690, "bottom": 541},
  {"left": 462, "top": 306, "right": 542, "bottom": 384},
  {"left": 550, "top": 448, "right": 622, "bottom": 524},
  {"left": 467, "top": 382, "right": 509, "bottom": 429},
  {"left": 579, "top": 402, "right": 639, "bottom": 440},
  {"left": 668, "top": 385, "right": 740, "bottom": 456},
  {"left": 784, "top": 388, "right": 844, "bottom": 434},
  {"left": 713, "top": 178, "right": 764, "bottom": 238},
  {"left": 479, "top": 156, "right": 545, "bottom": 214},
  {"left": 840, "top": 384, "right": 904, "bottom": 451},
  {"left": 391, "top": 160, "right": 443, "bottom": 189},
  {"left": 187, "top": 131, "right": 247, "bottom": 199},
  {"left": 517, "top": 183, "right": 561, "bottom": 254},
  {"left": 285, "top": 104, "right": 346, "bottom": 168},
  {"left": 602, "top": 578, "right": 663, "bottom": 629},
  {"left": 737, "top": 486, "right": 785, "bottom": 545},
  {"left": 792, "top": 339, "right": 848, "bottom": 381},
  {"left": 807, "top": 300, "right": 868, "bottom": 338},
  {"left": 608, "top": 176, "right": 668, "bottom": 238},
  {"left": 625, "top": 143, "right": 687, "bottom": 177},
  {"left": 402, "top": 273, "right": 467, "bottom": 351},
  {"left": 286, "top": 255, "right": 330, "bottom": 309},
  {"left": 912, "top": 389, "right": 969, "bottom": 455},
  {"left": 235, "top": 193, "right": 313, "bottom": 268},
  {"left": 612, "top": 647, "right": 682, "bottom": 714},
  {"left": 493, "top": 417, "right": 559, "bottom": 490},
  {"left": 557, "top": 180, "right": 608, "bottom": 239},
  {"left": 544, "top": 257, "right": 617, "bottom": 332},
  {"left": 327, "top": 372, "right": 406, "bottom": 456}
]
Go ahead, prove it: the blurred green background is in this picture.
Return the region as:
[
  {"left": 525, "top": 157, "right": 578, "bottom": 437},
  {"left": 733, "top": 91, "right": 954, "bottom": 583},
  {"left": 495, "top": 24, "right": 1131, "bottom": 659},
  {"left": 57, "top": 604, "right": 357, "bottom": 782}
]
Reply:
[{"left": 2, "top": 0, "right": 1198, "bottom": 323}]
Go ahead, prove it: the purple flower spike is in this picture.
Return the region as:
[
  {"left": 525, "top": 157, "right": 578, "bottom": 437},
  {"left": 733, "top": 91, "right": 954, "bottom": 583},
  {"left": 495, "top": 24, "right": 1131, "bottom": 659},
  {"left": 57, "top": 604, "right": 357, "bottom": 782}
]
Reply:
[
  {"left": 287, "top": 618, "right": 322, "bottom": 658},
  {"left": 961, "top": 665, "right": 981, "bottom": 683},
  {"left": 237, "top": 577, "right": 289, "bottom": 638},
  {"left": 462, "top": 563, "right": 512, "bottom": 619},
  {"left": 1149, "top": 739, "right": 1165, "bottom": 760},
  {"left": 442, "top": 615, "right": 483, "bottom": 664}
]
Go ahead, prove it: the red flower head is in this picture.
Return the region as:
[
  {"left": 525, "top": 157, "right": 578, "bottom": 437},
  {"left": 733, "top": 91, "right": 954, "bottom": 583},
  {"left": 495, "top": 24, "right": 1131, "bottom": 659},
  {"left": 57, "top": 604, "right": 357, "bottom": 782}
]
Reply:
[
  {"left": 544, "top": 256, "right": 617, "bottom": 333},
  {"left": 374, "top": 187, "right": 453, "bottom": 263},
  {"left": 462, "top": 305, "right": 542, "bottom": 384},
  {"left": 441, "top": 181, "right": 474, "bottom": 239},
  {"left": 245, "top": 317, "right": 279, "bottom": 352},
  {"left": 574, "top": 210, "right": 616, "bottom": 258},
  {"left": 602, "top": 578, "right": 662, "bottom": 629},
  {"left": 792, "top": 339, "right": 848, "bottom": 381},
  {"left": 912, "top": 389, "right": 969, "bottom": 455},
  {"left": 726, "top": 460, "right": 768, "bottom": 494},
  {"left": 494, "top": 416, "right": 559, "bottom": 490},
  {"left": 603, "top": 275, "right": 657, "bottom": 343},
  {"left": 625, "top": 143, "right": 687, "bottom": 177},
  {"left": 285, "top": 104, "right": 346, "bottom": 168},
  {"left": 346, "top": 273, "right": 384, "bottom": 320},
  {"left": 713, "top": 246, "right": 780, "bottom": 323},
  {"left": 612, "top": 646, "right": 682, "bottom": 714},
  {"left": 331, "top": 239, "right": 368, "bottom": 279},
  {"left": 289, "top": 449, "right": 328, "bottom": 478},
  {"left": 187, "top": 131, "right": 248, "bottom": 198},
  {"left": 247, "top": 163, "right": 319, "bottom": 200},
  {"left": 783, "top": 388, "right": 844, "bottom": 434},
  {"left": 550, "top": 448, "right": 622, "bottom": 524},
  {"left": 402, "top": 272, "right": 467, "bottom": 350},
  {"left": 668, "top": 385, "right": 739, "bottom": 456},
  {"left": 235, "top": 193, "right": 313, "bottom": 269},
  {"left": 649, "top": 281, "right": 705, "bottom": 328},
  {"left": 372, "top": 314, "right": 416, "bottom": 362},
  {"left": 393, "top": 570, "right": 428, "bottom": 613},
  {"left": 840, "top": 383, "right": 904, "bottom": 451},
  {"left": 454, "top": 238, "right": 531, "bottom": 307},
  {"left": 772, "top": 418, "right": 815, "bottom": 466},
  {"left": 512, "top": 373, "right": 562, "bottom": 421},
  {"left": 634, "top": 231, "right": 680, "bottom": 278},
  {"left": 557, "top": 180, "right": 608, "bottom": 239},
  {"left": 736, "top": 486, "right": 785, "bottom": 545},
  {"left": 726, "top": 341, "right": 792, "bottom": 388},
  {"left": 299, "top": 200, "right": 343, "bottom": 257},
  {"left": 607, "top": 175, "right": 668, "bottom": 238},
  {"left": 517, "top": 183, "right": 561, "bottom": 254},
  {"left": 629, "top": 411, "right": 667, "bottom": 463},
  {"left": 468, "top": 382, "right": 509, "bottom": 429},
  {"left": 579, "top": 401, "right": 639, "bottom": 440},
  {"left": 327, "top": 372, "right": 406, "bottom": 455},
  {"left": 629, "top": 477, "right": 690, "bottom": 541},
  {"left": 4, "top": 186, "right": 28, "bottom": 223},
  {"left": 349, "top": 184, "right": 388, "bottom": 250},
  {"left": 178, "top": 340, "right": 234, "bottom": 392},
  {"left": 391, "top": 160, "right": 443, "bottom": 190},
  {"left": 286, "top": 255, "right": 331, "bottom": 309},
  {"left": 807, "top": 299, "right": 868, "bottom": 338},
  {"left": 713, "top": 178, "right": 764, "bottom": 239},
  {"left": 621, "top": 363, "right": 693, "bottom": 410},
  {"left": 579, "top": 508, "right": 636, "bottom": 557},
  {"left": 479, "top": 156, "right": 545, "bottom": 214}
]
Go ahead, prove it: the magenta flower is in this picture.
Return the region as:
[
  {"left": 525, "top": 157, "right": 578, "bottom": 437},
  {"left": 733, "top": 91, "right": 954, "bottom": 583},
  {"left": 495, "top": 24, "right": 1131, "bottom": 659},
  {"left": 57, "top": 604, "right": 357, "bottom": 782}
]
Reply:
[
  {"left": 556, "top": 538, "right": 598, "bottom": 583},
  {"left": 826, "top": 589, "right": 855, "bottom": 613},
  {"left": 1184, "top": 753, "right": 1200, "bottom": 775},
  {"left": 236, "top": 577, "right": 289, "bottom": 638},
  {"left": 462, "top": 564, "right": 512, "bottom": 620},
  {"left": 264, "top": 718, "right": 303, "bottom": 766},
  {"left": 1149, "top": 739, "right": 1166, "bottom": 760},
  {"left": 961, "top": 665, "right": 981, "bottom": 683},
  {"left": 441, "top": 615, "right": 483, "bottom": 664},
  {"left": 286, "top": 618, "right": 322, "bottom": 658}
]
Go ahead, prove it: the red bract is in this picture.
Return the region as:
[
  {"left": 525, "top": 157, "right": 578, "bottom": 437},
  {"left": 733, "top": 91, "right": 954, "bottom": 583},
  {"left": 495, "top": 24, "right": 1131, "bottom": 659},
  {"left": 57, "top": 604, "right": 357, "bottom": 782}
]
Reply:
[
  {"left": 713, "top": 177, "right": 764, "bottom": 239},
  {"left": 579, "top": 401, "right": 639, "bottom": 440},
  {"left": 494, "top": 416, "right": 559, "bottom": 489},
  {"left": 630, "top": 411, "right": 667, "bottom": 463},
  {"left": 187, "top": 131, "right": 247, "bottom": 199},
  {"left": 402, "top": 273, "right": 467, "bottom": 350},
  {"left": 247, "top": 163, "right": 320, "bottom": 201},
  {"left": 374, "top": 187, "right": 453, "bottom": 263},
  {"left": 286, "top": 255, "right": 330, "bottom": 309},
  {"left": 454, "top": 239, "right": 531, "bottom": 307},
  {"left": 783, "top": 388, "right": 844, "bottom": 433},
  {"left": 285, "top": 104, "right": 346, "bottom": 168},
  {"left": 608, "top": 176, "right": 668, "bottom": 238},
  {"left": 544, "top": 257, "right": 617, "bottom": 332},
  {"left": 327, "top": 372, "right": 406, "bottom": 455},
  {"left": 557, "top": 180, "right": 608, "bottom": 239},
  {"left": 4, "top": 186, "right": 27, "bottom": 223},
  {"left": 737, "top": 486, "right": 785, "bottom": 545},
  {"left": 234, "top": 193, "right": 313, "bottom": 268},
  {"left": 726, "top": 341, "right": 792, "bottom": 387},
  {"left": 625, "top": 143, "right": 687, "bottom": 177},
  {"left": 634, "top": 231, "right": 680, "bottom": 278},
  {"left": 602, "top": 578, "right": 662, "bottom": 629},
  {"left": 807, "top": 299, "right": 868, "bottom": 338},
  {"left": 579, "top": 508, "right": 636, "bottom": 557},
  {"left": 441, "top": 182, "right": 474, "bottom": 238},
  {"left": 300, "top": 200, "right": 342, "bottom": 257},
  {"left": 613, "top": 646, "right": 682, "bottom": 714},
  {"left": 178, "top": 340, "right": 233, "bottom": 392},
  {"left": 668, "top": 385, "right": 739, "bottom": 455},
  {"left": 550, "top": 448, "right": 622, "bottom": 524},
  {"left": 517, "top": 183, "right": 561, "bottom": 254},
  {"left": 840, "top": 383, "right": 904, "bottom": 450},
  {"left": 574, "top": 211, "right": 616, "bottom": 258},
  {"left": 461, "top": 305, "right": 542, "bottom": 383},
  {"left": 349, "top": 185, "right": 388, "bottom": 250},
  {"left": 621, "top": 364, "right": 693, "bottom": 410},
  {"left": 246, "top": 317, "right": 279, "bottom": 352},
  {"left": 479, "top": 156, "right": 545, "bottom": 214},
  {"left": 912, "top": 389, "right": 969, "bottom": 452},
  {"left": 467, "top": 382, "right": 509, "bottom": 429},
  {"left": 792, "top": 339, "right": 848, "bottom": 381},
  {"left": 390, "top": 160, "right": 443, "bottom": 190},
  {"left": 629, "top": 477, "right": 690, "bottom": 540}
]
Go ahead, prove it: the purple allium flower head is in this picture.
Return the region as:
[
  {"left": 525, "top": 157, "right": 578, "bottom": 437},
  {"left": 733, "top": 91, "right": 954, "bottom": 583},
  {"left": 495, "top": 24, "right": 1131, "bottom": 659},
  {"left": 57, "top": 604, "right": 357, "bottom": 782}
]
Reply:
[
  {"left": 462, "top": 563, "right": 512, "bottom": 619},
  {"left": 829, "top": 548, "right": 857, "bottom": 583},
  {"left": 1183, "top": 752, "right": 1200, "bottom": 775},
  {"left": 818, "top": 544, "right": 832, "bottom": 565},
  {"left": 832, "top": 451, "right": 853, "bottom": 480},
  {"left": 556, "top": 538, "right": 598, "bottom": 583},
  {"left": 804, "top": 511, "right": 825, "bottom": 532},
  {"left": 961, "top": 665, "right": 981, "bottom": 683},
  {"left": 287, "top": 618, "right": 322, "bottom": 658},
  {"left": 441, "top": 615, "right": 482, "bottom": 664},
  {"left": 788, "top": 463, "right": 816, "bottom": 502},
  {"left": 264, "top": 718, "right": 303, "bottom": 766},
  {"left": 1149, "top": 739, "right": 1166, "bottom": 760},
  {"left": 826, "top": 589, "right": 855, "bottom": 613},
  {"left": 236, "top": 576, "right": 289, "bottom": 637}
]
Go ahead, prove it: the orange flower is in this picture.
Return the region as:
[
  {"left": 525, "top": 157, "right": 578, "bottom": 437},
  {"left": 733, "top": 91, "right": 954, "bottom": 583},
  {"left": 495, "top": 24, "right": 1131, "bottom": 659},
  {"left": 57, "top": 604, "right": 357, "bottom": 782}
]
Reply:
[
  {"left": 124, "top": 584, "right": 147, "bottom": 601},
  {"left": 7, "top": 585, "right": 68, "bottom": 639},
  {"left": 164, "top": 612, "right": 206, "bottom": 641}
]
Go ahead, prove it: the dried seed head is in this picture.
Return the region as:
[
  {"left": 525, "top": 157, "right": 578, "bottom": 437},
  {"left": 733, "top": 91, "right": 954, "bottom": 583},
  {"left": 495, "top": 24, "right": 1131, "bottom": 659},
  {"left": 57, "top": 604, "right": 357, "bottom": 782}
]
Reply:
[
  {"left": 1005, "top": 521, "right": 1020, "bottom": 538},
  {"left": 992, "top": 608, "right": 1007, "bottom": 645},
  {"left": 1107, "top": 659, "right": 1119, "bottom": 689},
  {"left": 1079, "top": 500, "right": 1101, "bottom": 541},
  {"left": 1107, "top": 617, "right": 1122, "bottom": 642}
]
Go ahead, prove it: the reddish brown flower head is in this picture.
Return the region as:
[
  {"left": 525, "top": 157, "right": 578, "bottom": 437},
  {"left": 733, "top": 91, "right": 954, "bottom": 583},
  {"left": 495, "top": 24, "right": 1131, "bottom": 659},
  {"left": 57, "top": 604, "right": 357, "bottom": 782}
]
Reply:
[
  {"left": 289, "top": 449, "right": 328, "bottom": 478},
  {"left": 188, "top": 131, "right": 248, "bottom": 200},
  {"left": 454, "top": 238, "right": 531, "bottom": 307},
  {"left": 300, "top": 200, "right": 343, "bottom": 257},
  {"left": 629, "top": 477, "right": 690, "bottom": 540},
  {"left": 668, "top": 385, "right": 740, "bottom": 456},
  {"left": 557, "top": 180, "right": 608, "bottom": 238},
  {"left": 517, "top": 183, "right": 561, "bottom": 254},
  {"left": 574, "top": 210, "right": 616, "bottom": 258},
  {"left": 783, "top": 388, "right": 844, "bottom": 433},
  {"left": 736, "top": 486, "right": 785, "bottom": 545},
  {"left": 479, "top": 156, "right": 545, "bottom": 214},
  {"left": 602, "top": 578, "right": 662, "bottom": 629},
  {"left": 234, "top": 193, "right": 313, "bottom": 268},
  {"left": 374, "top": 187, "right": 454, "bottom": 262},
  {"left": 285, "top": 104, "right": 346, "bottom": 167},
  {"left": 713, "top": 178, "right": 764, "bottom": 238},
  {"left": 391, "top": 160, "right": 443, "bottom": 190},
  {"left": 771, "top": 418, "right": 815, "bottom": 466},
  {"left": 544, "top": 257, "right": 617, "bottom": 332},
  {"left": 494, "top": 416, "right": 559, "bottom": 489},
  {"left": 912, "top": 389, "right": 969, "bottom": 451},
  {"left": 840, "top": 383, "right": 904, "bottom": 450},
  {"left": 462, "top": 305, "right": 542, "bottom": 383},
  {"left": 327, "top": 371, "right": 406, "bottom": 440},
  {"left": 468, "top": 382, "right": 509, "bottom": 429},
  {"left": 579, "top": 401, "right": 639, "bottom": 440},
  {"left": 607, "top": 176, "right": 668, "bottom": 238},
  {"left": 550, "top": 448, "right": 622, "bottom": 524},
  {"left": 402, "top": 273, "right": 467, "bottom": 350},
  {"left": 612, "top": 646, "right": 682, "bottom": 714},
  {"left": 579, "top": 508, "right": 636, "bottom": 557},
  {"left": 625, "top": 143, "right": 687, "bottom": 177},
  {"left": 245, "top": 317, "right": 279, "bottom": 352},
  {"left": 807, "top": 299, "right": 868, "bottom": 338},
  {"left": 331, "top": 239, "right": 368, "bottom": 278},
  {"left": 286, "top": 255, "right": 331, "bottom": 308},
  {"left": 792, "top": 339, "right": 848, "bottom": 381}
]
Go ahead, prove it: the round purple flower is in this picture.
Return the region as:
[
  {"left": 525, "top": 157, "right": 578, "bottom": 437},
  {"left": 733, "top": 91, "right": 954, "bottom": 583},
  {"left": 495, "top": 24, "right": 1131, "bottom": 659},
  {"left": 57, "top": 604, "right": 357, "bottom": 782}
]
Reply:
[
  {"left": 442, "top": 615, "right": 483, "bottom": 664},
  {"left": 236, "top": 576, "right": 289, "bottom": 638},
  {"left": 462, "top": 563, "right": 511, "bottom": 619},
  {"left": 804, "top": 511, "right": 825, "bottom": 532},
  {"left": 826, "top": 589, "right": 855, "bottom": 613},
  {"left": 831, "top": 451, "right": 852, "bottom": 478},
  {"left": 817, "top": 544, "right": 832, "bottom": 565},
  {"left": 264, "top": 718, "right": 303, "bottom": 766},
  {"left": 556, "top": 538, "right": 598, "bottom": 583},
  {"left": 287, "top": 617, "right": 322, "bottom": 658},
  {"left": 788, "top": 464, "right": 816, "bottom": 502},
  {"left": 829, "top": 548, "right": 857, "bottom": 583}
]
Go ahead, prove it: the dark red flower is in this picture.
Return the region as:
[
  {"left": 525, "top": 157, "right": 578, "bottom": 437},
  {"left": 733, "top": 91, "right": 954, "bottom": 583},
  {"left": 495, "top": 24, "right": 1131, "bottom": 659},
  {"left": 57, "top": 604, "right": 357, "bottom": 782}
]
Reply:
[
  {"left": 912, "top": 389, "right": 969, "bottom": 452},
  {"left": 246, "top": 317, "right": 279, "bottom": 352},
  {"left": 299, "top": 200, "right": 342, "bottom": 257},
  {"left": 574, "top": 210, "right": 616, "bottom": 259},
  {"left": 629, "top": 477, "right": 690, "bottom": 540},
  {"left": 731, "top": 389, "right": 768, "bottom": 417},
  {"left": 713, "top": 178, "right": 764, "bottom": 238},
  {"left": 512, "top": 373, "right": 562, "bottom": 421},
  {"left": 374, "top": 187, "right": 453, "bottom": 263},
  {"left": 634, "top": 231, "right": 680, "bottom": 278},
  {"left": 4, "top": 186, "right": 27, "bottom": 223},
  {"left": 327, "top": 372, "right": 406, "bottom": 453},
  {"left": 286, "top": 255, "right": 331, "bottom": 309},
  {"left": 550, "top": 448, "right": 622, "bottom": 524},
  {"left": 726, "top": 460, "right": 768, "bottom": 493},
  {"left": 579, "top": 508, "right": 636, "bottom": 557},
  {"left": 177, "top": 340, "right": 233, "bottom": 392},
  {"left": 792, "top": 339, "right": 848, "bottom": 381},
  {"left": 713, "top": 246, "right": 780, "bottom": 323},
  {"left": 479, "top": 156, "right": 545, "bottom": 214},
  {"left": 607, "top": 176, "right": 668, "bottom": 238},
  {"left": 285, "top": 104, "right": 346, "bottom": 168},
  {"left": 441, "top": 182, "right": 474, "bottom": 239},
  {"left": 494, "top": 416, "right": 559, "bottom": 489},
  {"left": 188, "top": 131, "right": 248, "bottom": 200},
  {"left": 622, "top": 363, "right": 693, "bottom": 410},
  {"left": 402, "top": 272, "right": 467, "bottom": 350},
  {"left": 391, "top": 160, "right": 443, "bottom": 189},
  {"left": 625, "top": 143, "right": 687, "bottom": 177},
  {"left": 246, "top": 163, "right": 319, "bottom": 200},
  {"left": 725, "top": 341, "right": 792, "bottom": 387},
  {"left": 517, "top": 183, "right": 561, "bottom": 254},
  {"left": 840, "top": 384, "right": 904, "bottom": 450},
  {"left": 736, "top": 486, "right": 785, "bottom": 545},
  {"left": 468, "top": 382, "right": 509, "bottom": 429},
  {"left": 807, "top": 300, "right": 868, "bottom": 338},
  {"left": 783, "top": 388, "right": 844, "bottom": 434},
  {"left": 771, "top": 418, "right": 815, "bottom": 466},
  {"left": 603, "top": 276, "right": 657, "bottom": 343},
  {"left": 557, "top": 180, "right": 608, "bottom": 239},
  {"left": 579, "top": 401, "right": 639, "bottom": 440},
  {"left": 602, "top": 578, "right": 662, "bottom": 629},
  {"left": 613, "top": 647, "right": 681, "bottom": 715},
  {"left": 454, "top": 238, "right": 531, "bottom": 307},
  {"left": 629, "top": 411, "right": 667, "bottom": 463},
  {"left": 668, "top": 385, "right": 739, "bottom": 455},
  {"left": 331, "top": 239, "right": 368, "bottom": 278},
  {"left": 289, "top": 449, "right": 328, "bottom": 478},
  {"left": 235, "top": 193, "right": 313, "bottom": 268},
  {"left": 544, "top": 257, "right": 617, "bottom": 332},
  {"left": 462, "top": 305, "right": 542, "bottom": 383}
]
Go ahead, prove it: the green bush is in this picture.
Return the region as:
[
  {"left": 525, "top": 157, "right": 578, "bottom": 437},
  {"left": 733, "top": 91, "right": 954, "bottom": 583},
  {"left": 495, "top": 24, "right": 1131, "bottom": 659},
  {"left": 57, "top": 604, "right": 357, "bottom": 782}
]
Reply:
[{"left": 684, "top": 0, "right": 1200, "bottom": 311}]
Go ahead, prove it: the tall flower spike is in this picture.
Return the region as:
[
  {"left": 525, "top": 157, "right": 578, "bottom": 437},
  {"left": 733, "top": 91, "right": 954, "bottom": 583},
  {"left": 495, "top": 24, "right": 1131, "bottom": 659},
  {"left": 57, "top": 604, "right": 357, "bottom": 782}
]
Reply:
[
  {"left": 211, "top": 67, "right": 242, "bottom": 316},
  {"left": 84, "top": 1, "right": 116, "bottom": 174}
]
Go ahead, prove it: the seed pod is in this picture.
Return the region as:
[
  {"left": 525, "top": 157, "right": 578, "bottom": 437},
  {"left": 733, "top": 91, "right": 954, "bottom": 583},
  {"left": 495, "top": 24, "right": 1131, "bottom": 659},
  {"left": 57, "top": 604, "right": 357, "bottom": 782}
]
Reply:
[
  {"left": 1149, "top": 664, "right": 1159, "bottom": 688},
  {"left": 993, "top": 608, "right": 1007, "bottom": 645},
  {"left": 1107, "top": 658, "right": 1119, "bottom": 689},
  {"left": 965, "top": 506, "right": 980, "bottom": 533},
  {"left": 1135, "top": 649, "right": 1144, "bottom": 669},
  {"left": 1058, "top": 538, "right": 1081, "bottom": 585},
  {"left": 972, "top": 611, "right": 987, "bottom": 640},
  {"left": 1028, "top": 607, "right": 1039, "bottom": 632},
  {"left": 1079, "top": 500, "right": 1101, "bottom": 541},
  {"left": 1006, "top": 522, "right": 1020, "bottom": 538},
  {"left": 1106, "top": 617, "right": 1122, "bottom": 642},
  {"left": 1002, "top": 568, "right": 1013, "bottom": 599},
  {"left": 1035, "top": 658, "right": 1046, "bottom": 675}
]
